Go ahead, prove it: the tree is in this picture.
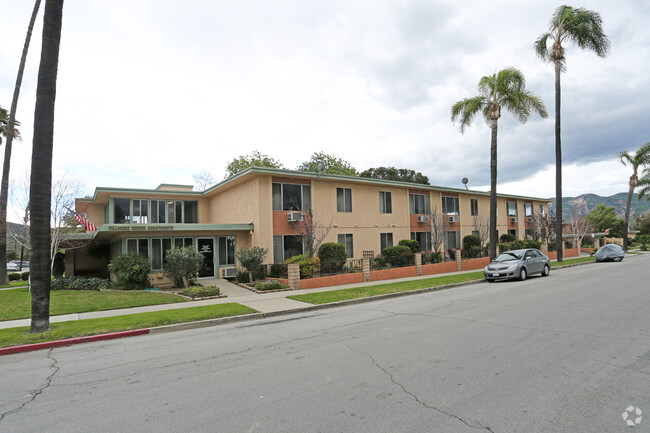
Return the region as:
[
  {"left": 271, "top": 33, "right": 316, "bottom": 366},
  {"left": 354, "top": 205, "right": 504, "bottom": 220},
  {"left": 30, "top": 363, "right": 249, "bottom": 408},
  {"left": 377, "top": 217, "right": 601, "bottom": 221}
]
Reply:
[
  {"left": 632, "top": 211, "right": 650, "bottom": 235},
  {"left": 535, "top": 5, "right": 610, "bottom": 262},
  {"left": 429, "top": 206, "right": 445, "bottom": 254},
  {"left": 164, "top": 246, "right": 204, "bottom": 288},
  {"left": 567, "top": 203, "right": 589, "bottom": 248},
  {"left": 30, "top": 0, "right": 64, "bottom": 334},
  {"left": 0, "top": 1, "right": 40, "bottom": 286},
  {"left": 585, "top": 204, "right": 623, "bottom": 237},
  {"left": 472, "top": 211, "right": 490, "bottom": 248},
  {"left": 236, "top": 246, "right": 267, "bottom": 282},
  {"left": 451, "top": 67, "right": 547, "bottom": 260},
  {"left": 296, "top": 152, "right": 357, "bottom": 176},
  {"left": 289, "top": 210, "right": 331, "bottom": 258},
  {"left": 359, "top": 167, "right": 429, "bottom": 185},
  {"left": 192, "top": 170, "right": 217, "bottom": 190},
  {"left": 49, "top": 173, "right": 85, "bottom": 273},
  {"left": 225, "top": 150, "right": 284, "bottom": 178},
  {"left": 618, "top": 143, "right": 650, "bottom": 251}
]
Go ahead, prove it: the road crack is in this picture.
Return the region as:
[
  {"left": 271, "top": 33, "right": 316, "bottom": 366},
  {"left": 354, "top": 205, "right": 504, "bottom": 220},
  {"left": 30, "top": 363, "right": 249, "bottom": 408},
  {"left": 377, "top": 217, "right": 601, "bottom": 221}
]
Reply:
[
  {"left": 0, "top": 349, "right": 60, "bottom": 423},
  {"left": 342, "top": 342, "right": 495, "bottom": 432}
]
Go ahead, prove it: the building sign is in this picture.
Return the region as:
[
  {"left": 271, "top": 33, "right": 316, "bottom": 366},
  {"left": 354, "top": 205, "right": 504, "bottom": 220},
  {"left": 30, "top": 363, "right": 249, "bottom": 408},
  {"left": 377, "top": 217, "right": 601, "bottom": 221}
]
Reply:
[{"left": 107, "top": 226, "right": 174, "bottom": 231}]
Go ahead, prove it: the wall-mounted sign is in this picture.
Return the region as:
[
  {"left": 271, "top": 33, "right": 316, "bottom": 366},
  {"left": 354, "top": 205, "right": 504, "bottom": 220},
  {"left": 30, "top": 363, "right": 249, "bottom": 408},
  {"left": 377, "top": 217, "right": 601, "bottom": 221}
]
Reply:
[{"left": 107, "top": 226, "right": 174, "bottom": 231}]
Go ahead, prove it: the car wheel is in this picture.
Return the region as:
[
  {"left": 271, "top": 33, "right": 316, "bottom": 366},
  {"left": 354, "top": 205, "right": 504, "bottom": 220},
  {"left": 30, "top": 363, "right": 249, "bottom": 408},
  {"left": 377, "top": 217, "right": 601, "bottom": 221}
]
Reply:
[
  {"left": 519, "top": 268, "right": 527, "bottom": 281},
  {"left": 542, "top": 264, "right": 550, "bottom": 277},
  {"left": 486, "top": 278, "right": 495, "bottom": 283},
  {"left": 613, "top": 257, "right": 623, "bottom": 262}
]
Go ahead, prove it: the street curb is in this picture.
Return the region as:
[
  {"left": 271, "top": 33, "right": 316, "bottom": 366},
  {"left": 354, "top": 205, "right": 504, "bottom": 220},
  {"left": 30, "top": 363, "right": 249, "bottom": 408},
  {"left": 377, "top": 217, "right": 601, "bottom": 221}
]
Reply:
[{"left": 0, "top": 329, "right": 150, "bottom": 356}]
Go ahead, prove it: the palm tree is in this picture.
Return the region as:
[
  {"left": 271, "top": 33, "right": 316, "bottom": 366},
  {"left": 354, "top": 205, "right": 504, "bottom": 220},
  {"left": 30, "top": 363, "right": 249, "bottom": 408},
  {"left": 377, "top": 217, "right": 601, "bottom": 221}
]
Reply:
[
  {"left": 535, "top": 5, "right": 610, "bottom": 262},
  {"left": 30, "top": 0, "right": 63, "bottom": 334},
  {"left": 451, "top": 67, "right": 548, "bottom": 260},
  {"left": 619, "top": 143, "right": 650, "bottom": 251}
]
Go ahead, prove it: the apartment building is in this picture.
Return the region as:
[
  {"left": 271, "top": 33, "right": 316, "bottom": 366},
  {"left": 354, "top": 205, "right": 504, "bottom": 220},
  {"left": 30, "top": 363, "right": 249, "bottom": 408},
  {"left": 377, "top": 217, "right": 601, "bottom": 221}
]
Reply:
[{"left": 71, "top": 167, "right": 549, "bottom": 281}]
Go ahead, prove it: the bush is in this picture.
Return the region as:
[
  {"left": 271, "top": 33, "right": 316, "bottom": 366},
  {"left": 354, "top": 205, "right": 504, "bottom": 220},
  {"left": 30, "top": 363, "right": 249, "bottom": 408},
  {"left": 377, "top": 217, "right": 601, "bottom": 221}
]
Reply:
[
  {"left": 108, "top": 253, "right": 151, "bottom": 290},
  {"left": 236, "top": 246, "right": 268, "bottom": 282},
  {"left": 317, "top": 243, "right": 347, "bottom": 271},
  {"left": 372, "top": 255, "right": 387, "bottom": 269},
  {"left": 284, "top": 254, "right": 320, "bottom": 278},
  {"left": 422, "top": 251, "right": 443, "bottom": 264},
  {"left": 179, "top": 285, "right": 221, "bottom": 299},
  {"left": 463, "top": 246, "right": 483, "bottom": 259},
  {"left": 8, "top": 273, "right": 21, "bottom": 281},
  {"left": 164, "top": 246, "right": 204, "bottom": 288},
  {"left": 51, "top": 276, "right": 110, "bottom": 291},
  {"left": 254, "top": 280, "right": 288, "bottom": 291},
  {"left": 236, "top": 269, "right": 250, "bottom": 283},
  {"left": 382, "top": 245, "right": 413, "bottom": 267},
  {"left": 500, "top": 233, "right": 516, "bottom": 243},
  {"left": 269, "top": 264, "right": 286, "bottom": 278},
  {"left": 636, "top": 234, "right": 650, "bottom": 251},
  {"left": 398, "top": 239, "right": 420, "bottom": 253},
  {"left": 21, "top": 271, "right": 29, "bottom": 281},
  {"left": 462, "top": 235, "right": 481, "bottom": 251},
  {"left": 499, "top": 239, "right": 543, "bottom": 253}
]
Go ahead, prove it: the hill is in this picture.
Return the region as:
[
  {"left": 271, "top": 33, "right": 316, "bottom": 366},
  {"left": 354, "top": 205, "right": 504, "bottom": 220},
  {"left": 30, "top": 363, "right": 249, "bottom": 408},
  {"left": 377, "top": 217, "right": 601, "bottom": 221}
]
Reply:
[{"left": 548, "top": 193, "right": 650, "bottom": 218}]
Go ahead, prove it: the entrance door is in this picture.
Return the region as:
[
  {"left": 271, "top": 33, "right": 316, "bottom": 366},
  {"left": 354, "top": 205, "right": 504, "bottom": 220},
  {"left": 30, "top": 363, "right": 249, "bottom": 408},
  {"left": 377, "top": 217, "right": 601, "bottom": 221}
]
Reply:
[{"left": 197, "top": 238, "right": 215, "bottom": 278}]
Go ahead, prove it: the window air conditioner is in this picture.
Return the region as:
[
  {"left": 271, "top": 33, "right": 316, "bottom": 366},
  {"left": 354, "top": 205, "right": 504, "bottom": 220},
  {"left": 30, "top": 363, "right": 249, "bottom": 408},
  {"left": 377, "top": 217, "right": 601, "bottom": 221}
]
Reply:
[
  {"left": 527, "top": 216, "right": 533, "bottom": 223},
  {"left": 448, "top": 215, "right": 459, "bottom": 223},
  {"left": 417, "top": 215, "right": 429, "bottom": 223},
  {"left": 287, "top": 212, "right": 304, "bottom": 222},
  {"left": 222, "top": 267, "right": 237, "bottom": 278},
  {"left": 511, "top": 217, "right": 519, "bottom": 223}
]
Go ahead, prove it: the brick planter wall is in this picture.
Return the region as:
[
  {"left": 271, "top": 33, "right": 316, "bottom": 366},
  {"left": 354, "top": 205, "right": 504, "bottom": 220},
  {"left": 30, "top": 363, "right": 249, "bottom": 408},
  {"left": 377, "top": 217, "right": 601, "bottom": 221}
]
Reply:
[
  {"left": 460, "top": 257, "right": 490, "bottom": 271},
  {"left": 421, "top": 261, "right": 457, "bottom": 276}
]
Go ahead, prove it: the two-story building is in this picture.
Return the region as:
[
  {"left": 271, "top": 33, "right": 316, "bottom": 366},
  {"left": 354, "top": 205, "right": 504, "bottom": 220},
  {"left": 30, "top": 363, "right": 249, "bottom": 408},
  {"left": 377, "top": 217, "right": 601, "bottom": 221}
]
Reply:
[{"left": 69, "top": 167, "right": 549, "bottom": 284}]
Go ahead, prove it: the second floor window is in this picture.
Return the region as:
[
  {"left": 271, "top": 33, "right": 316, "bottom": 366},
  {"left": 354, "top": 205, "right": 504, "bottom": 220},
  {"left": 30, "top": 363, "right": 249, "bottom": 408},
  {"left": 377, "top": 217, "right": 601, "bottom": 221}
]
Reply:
[
  {"left": 524, "top": 203, "right": 533, "bottom": 217},
  {"left": 442, "top": 196, "right": 458, "bottom": 215},
  {"left": 507, "top": 201, "right": 518, "bottom": 217},
  {"left": 410, "top": 193, "right": 430, "bottom": 214},
  {"left": 337, "top": 188, "right": 352, "bottom": 212},
  {"left": 112, "top": 198, "right": 198, "bottom": 224},
  {"left": 272, "top": 183, "right": 311, "bottom": 211},
  {"left": 470, "top": 199, "right": 479, "bottom": 216},
  {"left": 379, "top": 191, "right": 392, "bottom": 214}
]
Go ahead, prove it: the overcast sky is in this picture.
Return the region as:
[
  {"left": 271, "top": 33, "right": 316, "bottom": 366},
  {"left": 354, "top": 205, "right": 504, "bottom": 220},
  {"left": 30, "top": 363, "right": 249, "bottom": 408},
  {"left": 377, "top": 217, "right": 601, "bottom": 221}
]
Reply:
[{"left": 1, "top": 0, "right": 649, "bottom": 223}]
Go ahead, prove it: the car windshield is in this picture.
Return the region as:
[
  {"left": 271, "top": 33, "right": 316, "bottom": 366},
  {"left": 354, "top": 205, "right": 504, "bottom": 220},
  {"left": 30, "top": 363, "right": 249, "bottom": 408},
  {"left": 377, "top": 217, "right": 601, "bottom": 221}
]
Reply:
[{"left": 494, "top": 252, "right": 522, "bottom": 262}]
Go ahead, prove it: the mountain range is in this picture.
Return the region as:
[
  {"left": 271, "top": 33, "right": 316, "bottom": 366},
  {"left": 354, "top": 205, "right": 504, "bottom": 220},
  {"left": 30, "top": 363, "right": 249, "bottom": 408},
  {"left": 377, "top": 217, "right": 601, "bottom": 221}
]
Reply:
[{"left": 548, "top": 193, "right": 650, "bottom": 219}]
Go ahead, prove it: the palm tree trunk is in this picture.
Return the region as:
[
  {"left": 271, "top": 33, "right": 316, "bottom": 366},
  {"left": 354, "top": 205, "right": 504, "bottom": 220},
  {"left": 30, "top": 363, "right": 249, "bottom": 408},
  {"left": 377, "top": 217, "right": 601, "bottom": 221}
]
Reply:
[
  {"left": 623, "top": 179, "right": 634, "bottom": 252},
  {"left": 0, "top": 0, "right": 41, "bottom": 286},
  {"left": 30, "top": 0, "right": 63, "bottom": 334},
  {"left": 489, "top": 121, "right": 498, "bottom": 260},
  {"left": 554, "top": 60, "right": 563, "bottom": 262}
]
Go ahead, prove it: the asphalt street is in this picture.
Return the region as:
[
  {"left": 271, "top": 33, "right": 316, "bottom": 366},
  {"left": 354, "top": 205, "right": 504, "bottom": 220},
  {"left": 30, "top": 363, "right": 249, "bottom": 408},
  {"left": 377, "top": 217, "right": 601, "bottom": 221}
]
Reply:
[{"left": 1, "top": 254, "right": 649, "bottom": 432}]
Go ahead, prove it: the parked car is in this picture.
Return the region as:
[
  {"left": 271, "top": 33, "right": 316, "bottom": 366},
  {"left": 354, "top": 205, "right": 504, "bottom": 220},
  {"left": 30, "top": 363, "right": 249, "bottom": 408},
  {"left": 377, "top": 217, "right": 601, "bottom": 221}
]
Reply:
[
  {"left": 6, "top": 262, "right": 19, "bottom": 272},
  {"left": 594, "top": 244, "right": 624, "bottom": 262},
  {"left": 484, "top": 248, "right": 551, "bottom": 282}
]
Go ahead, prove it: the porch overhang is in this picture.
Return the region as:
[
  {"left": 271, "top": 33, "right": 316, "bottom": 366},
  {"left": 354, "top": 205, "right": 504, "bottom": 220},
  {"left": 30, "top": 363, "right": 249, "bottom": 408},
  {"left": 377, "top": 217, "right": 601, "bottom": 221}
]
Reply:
[{"left": 68, "top": 223, "right": 255, "bottom": 241}]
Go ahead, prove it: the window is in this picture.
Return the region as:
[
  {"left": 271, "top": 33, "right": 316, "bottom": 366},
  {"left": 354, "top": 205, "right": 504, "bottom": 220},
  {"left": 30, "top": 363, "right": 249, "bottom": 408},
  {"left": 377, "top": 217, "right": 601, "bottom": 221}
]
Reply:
[
  {"left": 380, "top": 233, "right": 393, "bottom": 252},
  {"left": 167, "top": 200, "right": 182, "bottom": 223},
  {"left": 338, "top": 233, "right": 354, "bottom": 258},
  {"left": 470, "top": 199, "right": 479, "bottom": 216},
  {"left": 442, "top": 196, "right": 459, "bottom": 215},
  {"left": 524, "top": 203, "right": 533, "bottom": 217},
  {"left": 409, "top": 193, "right": 430, "bottom": 214},
  {"left": 218, "top": 236, "right": 236, "bottom": 265},
  {"left": 151, "top": 200, "right": 166, "bottom": 223},
  {"left": 184, "top": 201, "right": 198, "bottom": 223},
  {"left": 132, "top": 199, "right": 148, "bottom": 224},
  {"left": 507, "top": 201, "right": 518, "bottom": 217},
  {"left": 472, "top": 230, "right": 480, "bottom": 238},
  {"left": 126, "top": 238, "right": 148, "bottom": 257},
  {"left": 444, "top": 231, "right": 460, "bottom": 251},
  {"left": 151, "top": 238, "right": 172, "bottom": 270},
  {"left": 174, "top": 237, "right": 193, "bottom": 249},
  {"left": 410, "top": 231, "right": 431, "bottom": 251},
  {"left": 272, "top": 183, "right": 311, "bottom": 211},
  {"left": 525, "top": 229, "right": 535, "bottom": 239},
  {"left": 508, "top": 229, "right": 518, "bottom": 238},
  {"left": 114, "top": 198, "right": 130, "bottom": 224},
  {"left": 273, "top": 235, "right": 304, "bottom": 263},
  {"left": 337, "top": 188, "right": 352, "bottom": 212},
  {"left": 379, "top": 191, "right": 392, "bottom": 214}
]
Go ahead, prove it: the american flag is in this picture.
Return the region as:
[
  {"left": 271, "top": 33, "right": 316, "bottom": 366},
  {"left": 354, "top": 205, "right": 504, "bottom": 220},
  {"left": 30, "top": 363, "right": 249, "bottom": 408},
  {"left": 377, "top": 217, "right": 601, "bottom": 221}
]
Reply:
[{"left": 66, "top": 207, "right": 98, "bottom": 232}]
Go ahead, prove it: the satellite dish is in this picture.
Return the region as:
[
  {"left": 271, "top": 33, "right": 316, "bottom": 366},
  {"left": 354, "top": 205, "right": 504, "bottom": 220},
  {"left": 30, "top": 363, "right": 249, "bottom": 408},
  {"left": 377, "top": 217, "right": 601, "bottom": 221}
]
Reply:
[{"left": 462, "top": 177, "right": 469, "bottom": 190}]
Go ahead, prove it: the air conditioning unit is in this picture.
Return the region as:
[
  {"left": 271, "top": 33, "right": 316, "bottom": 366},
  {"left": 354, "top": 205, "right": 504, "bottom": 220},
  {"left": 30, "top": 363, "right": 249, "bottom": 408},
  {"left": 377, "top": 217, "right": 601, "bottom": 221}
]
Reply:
[
  {"left": 222, "top": 267, "right": 237, "bottom": 278},
  {"left": 527, "top": 216, "right": 533, "bottom": 223},
  {"left": 511, "top": 217, "right": 519, "bottom": 223},
  {"left": 448, "top": 215, "right": 459, "bottom": 223},
  {"left": 287, "top": 212, "right": 304, "bottom": 222},
  {"left": 417, "top": 215, "right": 429, "bottom": 223}
]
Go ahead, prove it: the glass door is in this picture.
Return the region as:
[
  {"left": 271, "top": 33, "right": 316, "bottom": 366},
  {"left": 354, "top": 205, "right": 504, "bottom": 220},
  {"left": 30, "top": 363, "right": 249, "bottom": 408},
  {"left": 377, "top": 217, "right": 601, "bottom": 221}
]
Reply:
[{"left": 197, "top": 238, "right": 215, "bottom": 278}]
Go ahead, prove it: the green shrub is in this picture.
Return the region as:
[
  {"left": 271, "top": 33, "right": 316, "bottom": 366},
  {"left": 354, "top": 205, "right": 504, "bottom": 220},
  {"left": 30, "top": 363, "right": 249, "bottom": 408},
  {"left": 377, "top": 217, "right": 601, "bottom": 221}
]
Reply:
[
  {"left": 8, "top": 273, "right": 21, "bottom": 281},
  {"left": 236, "top": 246, "right": 268, "bottom": 282},
  {"left": 20, "top": 271, "right": 29, "bottom": 281},
  {"left": 236, "top": 269, "right": 250, "bottom": 283},
  {"left": 164, "top": 246, "right": 204, "bottom": 288},
  {"left": 462, "top": 235, "right": 481, "bottom": 251},
  {"left": 179, "top": 285, "right": 221, "bottom": 299},
  {"left": 636, "top": 234, "right": 650, "bottom": 250},
  {"left": 254, "top": 280, "right": 288, "bottom": 291},
  {"left": 107, "top": 253, "right": 151, "bottom": 290},
  {"left": 398, "top": 239, "right": 420, "bottom": 253},
  {"left": 51, "top": 276, "right": 110, "bottom": 291},
  {"left": 422, "top": 251, "right": 443, "bottom": 264},
  {"left": 284, "top": 254, "right": 320, "bottom": 278},
  {"left": 500, "top": 233, "right": 516, "bottom": 243},
  {"left": 382, "top": 245, "right": 413, "bottom": 267},
  {"left": 318, "top": 243, "right": 347, "bottom": 271},
  {"left": 463, "top": 246, "right": 483, "bottom": 259},
  {"left": 372, "top": 255, "right": 387, "bottom": 269},
  {"left": 269, "top": 264, "right": 286, "bottom": 278}
]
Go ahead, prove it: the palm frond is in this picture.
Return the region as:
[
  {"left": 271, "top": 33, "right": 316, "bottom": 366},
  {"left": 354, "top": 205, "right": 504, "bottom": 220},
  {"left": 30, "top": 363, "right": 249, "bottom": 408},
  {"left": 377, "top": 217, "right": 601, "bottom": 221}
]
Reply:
[
  {"left": 451, "top": 96, "right": 486, "bottom": 133},
  {"left": 534, "top": 33, "right": 552, "bottom": 61}
]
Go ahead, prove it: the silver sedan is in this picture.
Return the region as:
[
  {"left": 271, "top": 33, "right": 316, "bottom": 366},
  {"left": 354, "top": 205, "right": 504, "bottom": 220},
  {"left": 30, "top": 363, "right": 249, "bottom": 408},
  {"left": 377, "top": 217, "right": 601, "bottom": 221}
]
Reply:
[{"left": 484, "top": 248, "right": 551, "bottom": 282}]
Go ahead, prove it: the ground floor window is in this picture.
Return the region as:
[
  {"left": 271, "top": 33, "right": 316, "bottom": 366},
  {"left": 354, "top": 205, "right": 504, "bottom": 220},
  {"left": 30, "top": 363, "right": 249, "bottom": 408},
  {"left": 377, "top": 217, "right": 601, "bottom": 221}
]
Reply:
[
  {"left": 444, "top": 231, "right": 460, "bottom": 251},
  {"left": 174, "top": 237, "right": 193, "bottom": 249},
  {"left": 151, "top": 238, "right": 172, "bottom": 270},
  {"left": 410, "top": 231, "right": 431, "bottom": 251},
  {"left": 127, "top": 238, "right": 148, "bottom": 257},
  {"left": 273, "top": 235, "right": 304, "bottom": 263},
  {"left": 338, "top": 234, "right": 354, "bottom": 258},
  {"left": 218, "top": 236, "right": 236, "bottom": 265},
  {"left": 508, "top": 229, "right": 518, "bottom": 238},
  {"left": 380, "top": 232, "right": 393, "bottom": 253},
  {"left": 525, "top": 229, "right": 535, "bottom": 240}
]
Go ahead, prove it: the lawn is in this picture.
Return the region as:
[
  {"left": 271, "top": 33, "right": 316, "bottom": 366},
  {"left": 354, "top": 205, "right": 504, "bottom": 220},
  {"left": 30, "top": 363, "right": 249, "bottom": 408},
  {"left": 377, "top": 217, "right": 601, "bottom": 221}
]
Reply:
[
  {"left": 288, "top": 271, "right": 484, "bottom": 305},
  {"left": 0, "top": 303, "right": 258, "bottom": 348},
  {"left": 0, "top": 281, "right": 29, "bottom": 289},
  {"left": 0, "top": 288, "right": 189, "bottom": 322},
  {"left": 551, "top": 256, "right": 595, "bottom": 267}
]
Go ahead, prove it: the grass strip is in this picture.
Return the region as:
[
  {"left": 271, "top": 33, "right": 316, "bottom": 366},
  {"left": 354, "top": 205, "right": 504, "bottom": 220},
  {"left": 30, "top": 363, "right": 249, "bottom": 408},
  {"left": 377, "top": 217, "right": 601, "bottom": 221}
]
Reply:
[
  {"left": 288, "top": 271, "right": 484, "bottom": 305},
  {"left": 0, "top": 303, "right": 257, "bottom": 348},
  {"left": 0, "top": 288, "right": 189, "bottom": 322},
  {"left": 551, "top": 256, "right": 595, "bottom": 267},
  {"left": 0, "top": 281, "right": 29, "bottom": 289}
]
